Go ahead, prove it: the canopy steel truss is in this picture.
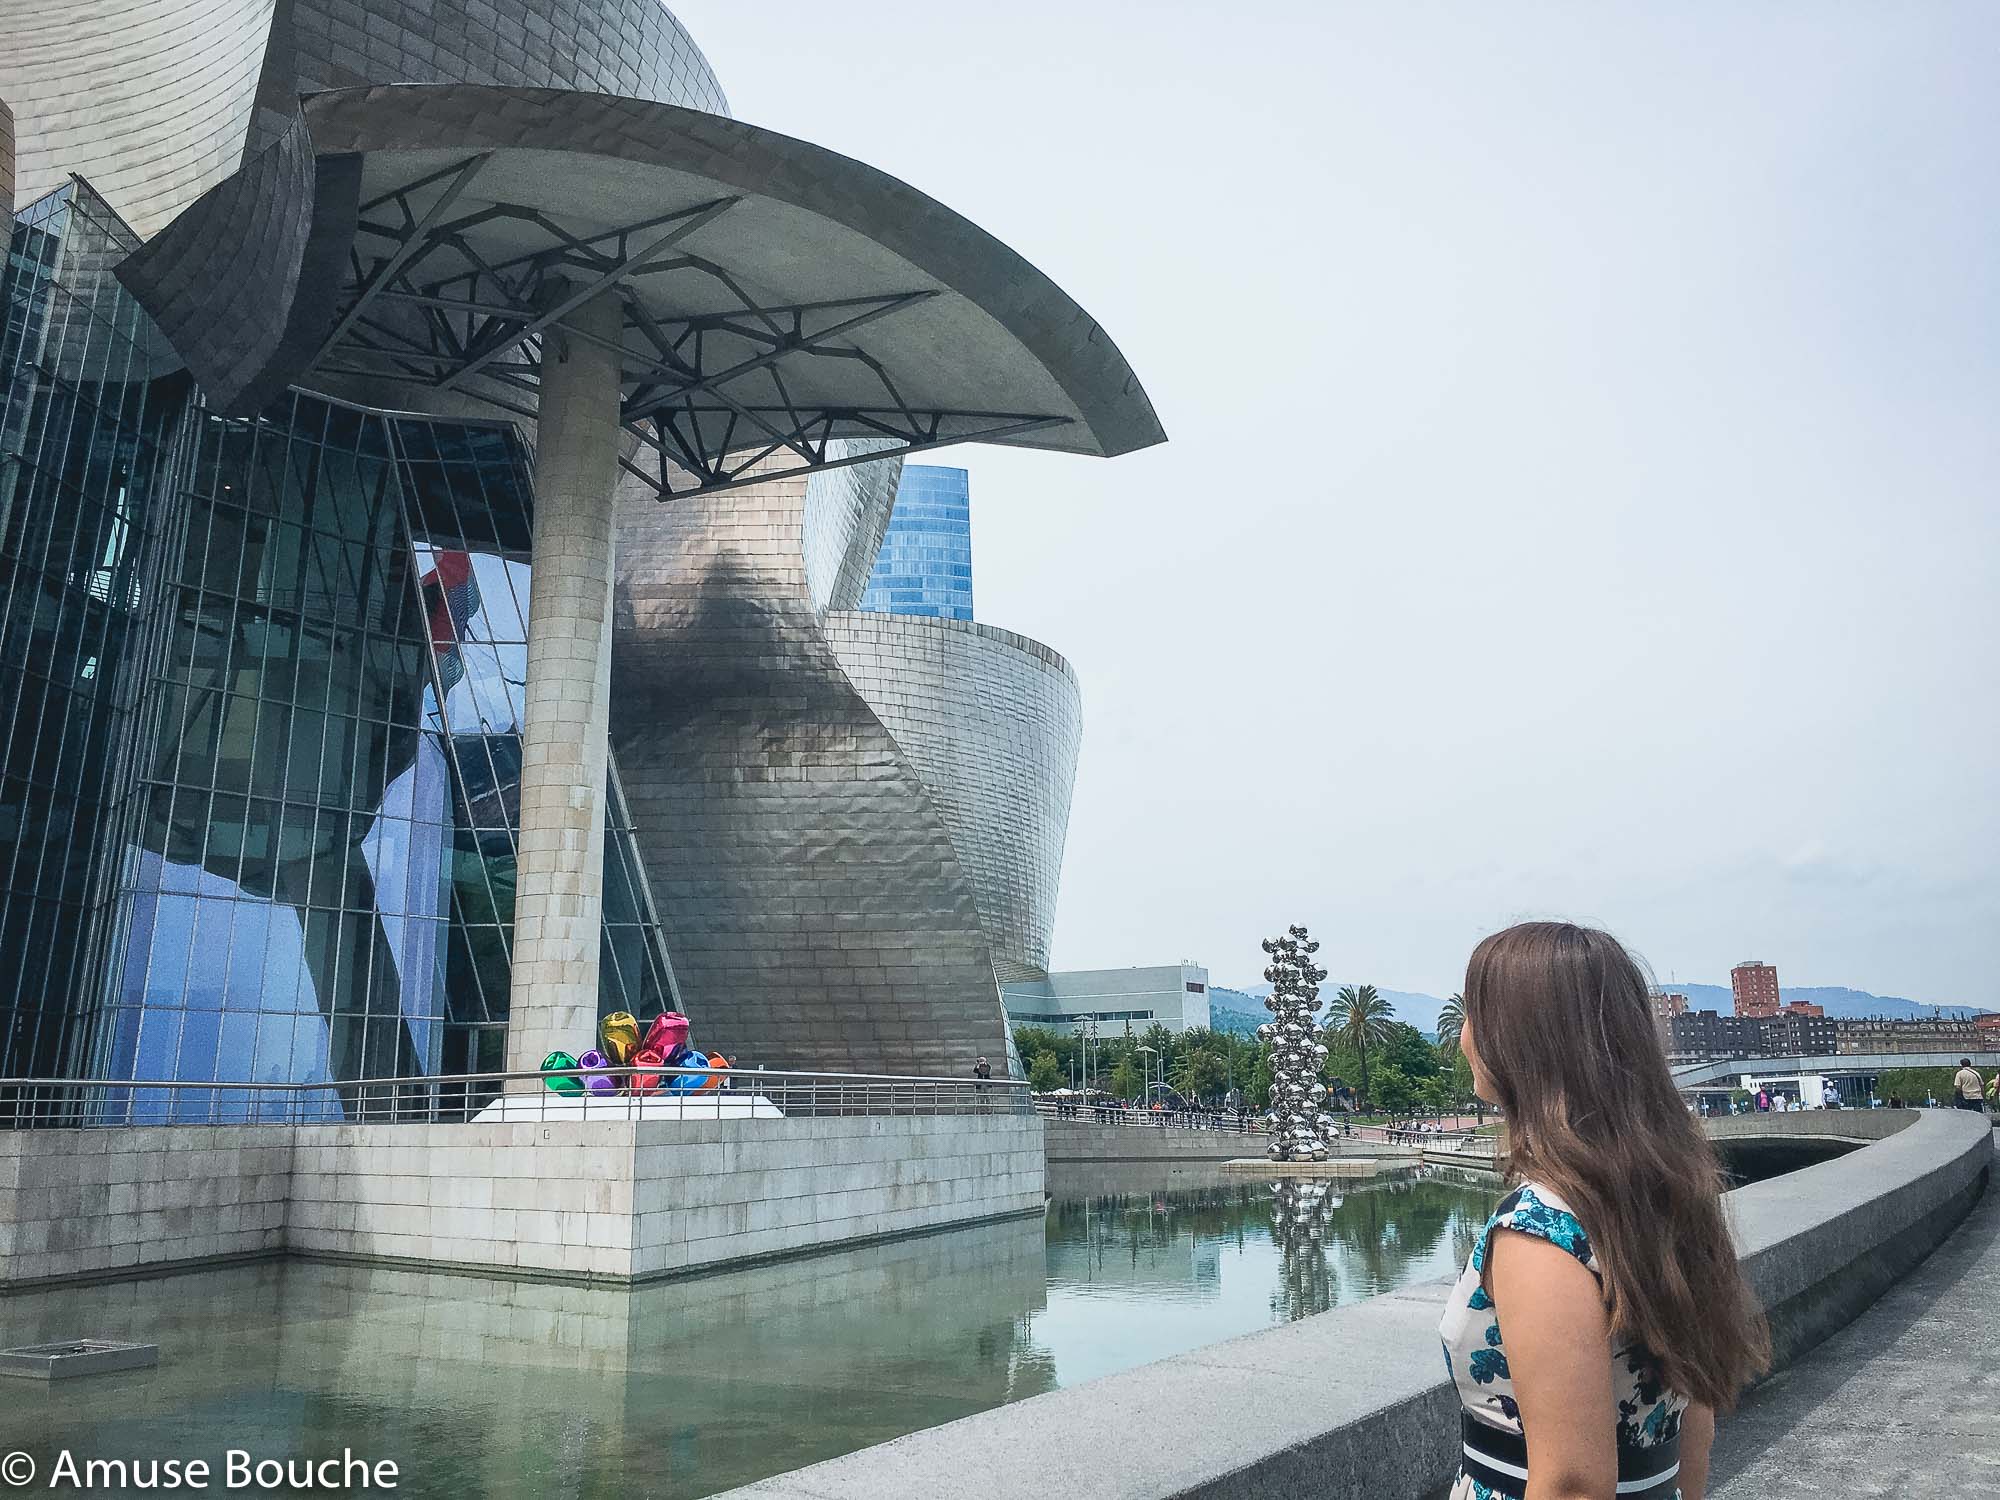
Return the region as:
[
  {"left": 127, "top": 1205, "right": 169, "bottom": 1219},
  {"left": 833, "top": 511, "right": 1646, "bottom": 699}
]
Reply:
[{"left": 310, "top": 155, "right": 1074, "bottom": 498}]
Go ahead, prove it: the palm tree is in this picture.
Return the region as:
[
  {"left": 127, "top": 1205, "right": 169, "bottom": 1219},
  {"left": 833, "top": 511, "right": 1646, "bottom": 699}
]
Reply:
[
  {"left": 1333, "top": 984, "right": 1397, "bottom": 1111},
  {"left": 1436, "top": 993, "right": 1466, "bottom": 1057}
]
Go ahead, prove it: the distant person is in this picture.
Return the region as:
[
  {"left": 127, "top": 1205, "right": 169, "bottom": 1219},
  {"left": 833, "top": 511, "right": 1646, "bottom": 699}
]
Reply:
[
  {"left": 1443, "top": 922, "right": 1768, "bottom": 1500},
  {"left": 972, "top": 1056, "right": 992, "bottom": 1081},
  {"left": 1756, "top": 1088, "right": 1771, "bottom": 1113},
  {"left": 1952, "top": 1059, "right": 1986, "bottom": 1113}
]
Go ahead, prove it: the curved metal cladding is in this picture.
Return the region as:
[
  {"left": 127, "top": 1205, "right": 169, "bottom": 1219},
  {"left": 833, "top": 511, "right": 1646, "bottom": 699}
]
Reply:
[
  {"left": 609, "top": 463, "right": 1013, "bottom": 1079},
  {"left": 804, "top": 442, "right": 906, "bottom": 614},
  {"left": 271, "top": 0, "right": 728, "bottom": 116},
  {"left": 114, "top": 113, "right": 361, "bottom": 417},
  {"left": 0, "top": 0, "right": 278, "bottom": 239},
  {"left": 823, "top": 615, "right": 1083, "bottom": 983},
  {"left": 0, "top": 0, "right": 726, "bottom": 242}
]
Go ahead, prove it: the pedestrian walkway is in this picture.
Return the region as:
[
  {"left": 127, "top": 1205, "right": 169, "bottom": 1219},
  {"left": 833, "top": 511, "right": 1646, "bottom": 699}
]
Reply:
[{"left": 1710, "top": 1150, "right": 2000, "bottom": 1497}]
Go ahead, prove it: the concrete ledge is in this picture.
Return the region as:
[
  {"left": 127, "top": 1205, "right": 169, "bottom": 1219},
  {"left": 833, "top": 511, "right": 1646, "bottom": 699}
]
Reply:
[{"left": 713, "top": 1109, "right": 1990, "bottom": 1500}]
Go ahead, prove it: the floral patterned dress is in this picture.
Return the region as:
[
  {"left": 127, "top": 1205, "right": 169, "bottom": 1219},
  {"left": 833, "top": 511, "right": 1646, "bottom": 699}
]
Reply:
[{"left": 1438, "top": 1183, "right": 1687, "bottom": 1500}]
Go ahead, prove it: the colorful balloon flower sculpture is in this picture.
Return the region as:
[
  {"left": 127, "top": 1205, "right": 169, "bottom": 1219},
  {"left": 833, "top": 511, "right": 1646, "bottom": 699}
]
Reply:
[{"left": 538, "top": 1012, "right": 732, "bottom": 1099}]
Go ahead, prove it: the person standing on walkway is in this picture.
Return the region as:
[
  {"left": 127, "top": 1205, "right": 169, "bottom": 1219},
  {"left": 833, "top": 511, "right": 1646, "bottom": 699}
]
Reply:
[
  {"left": 1442, "top": 922, "right": 1770, "bottom": 1500},
  {"left": 1952, "top": 1059, "right": 1985, "bottom": 1113}
]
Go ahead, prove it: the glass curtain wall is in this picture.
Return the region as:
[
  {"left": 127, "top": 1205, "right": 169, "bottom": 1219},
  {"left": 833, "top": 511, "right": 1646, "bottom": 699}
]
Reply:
[
  {"left": 97, "top": 393, "right": 678, "bottom": 1114},
  {"left": 0, "top": 186, "right": 674, "bottom": 1110},
  {"left": 0, "top": 181, "right": 191, "bottom": 1079}
]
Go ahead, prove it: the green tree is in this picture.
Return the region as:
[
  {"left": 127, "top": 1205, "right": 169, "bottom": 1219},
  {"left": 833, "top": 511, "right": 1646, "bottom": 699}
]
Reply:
[
  {"left": 1380, "top": 1021, "right": 1440, "bottom": 1080},
  {"left": 1332, "top": 983, "right": 1397, "bottom": 1108},
  {"left": 1109, "top": 1056, "right": 1144, "bottom": 1100},
  {"left": 1368, "top": 1061, "right": 1416, "bottom": 1115},
  {"left": 1249, "top": 1048, "right": 1274, "bottom": 1109},
  {"left": 1448, "top": 1052, "right": 1479, "bottom": 1117},
  {"left": 1419, "top": 1071, "right": 1459, "bottom": 1117},
  {"left": 1028, "top": 1052, "right": 1062, "bottom": 1093},
  {"left": 1436, "top": 993, "right": 1465, "bottom": 1057},
  {"left": 1877, "top": 1067, "right": 1958, "bottom": 1106},
  {"left": 1172, "top": 1048, "right": 1228, "bottom": 1103}
]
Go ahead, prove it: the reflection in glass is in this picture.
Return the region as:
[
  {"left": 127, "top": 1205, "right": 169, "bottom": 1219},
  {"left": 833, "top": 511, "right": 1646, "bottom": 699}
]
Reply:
[
  {"left": 90, "top": 394, "right": 674, "bottom": 1112},
  {"left": 0, "top": 181, "right": 189, "bottom": 1078}
]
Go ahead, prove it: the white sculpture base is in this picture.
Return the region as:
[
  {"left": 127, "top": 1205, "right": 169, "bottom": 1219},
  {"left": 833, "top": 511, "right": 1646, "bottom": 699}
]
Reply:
[{"left": 473, "top": 1094, "right": 784, "bottom": 1123}]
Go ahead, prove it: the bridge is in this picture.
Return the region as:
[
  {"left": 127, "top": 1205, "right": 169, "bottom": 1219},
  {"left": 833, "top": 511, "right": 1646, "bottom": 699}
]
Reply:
[{"left": 1673, "top": 1048, "right": 2000, "bottom": 1093}]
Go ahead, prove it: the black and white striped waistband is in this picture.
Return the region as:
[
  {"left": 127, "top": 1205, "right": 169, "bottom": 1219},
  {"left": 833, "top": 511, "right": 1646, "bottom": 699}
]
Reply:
[{"left": 1461, "top": 1415, "right": 1680, "bottom": 1499}]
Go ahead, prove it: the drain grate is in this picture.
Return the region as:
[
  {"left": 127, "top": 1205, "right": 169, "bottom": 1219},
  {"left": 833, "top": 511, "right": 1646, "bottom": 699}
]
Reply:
[{"left": 0, "top": 1340, "right": 159, "bottom": 1380}]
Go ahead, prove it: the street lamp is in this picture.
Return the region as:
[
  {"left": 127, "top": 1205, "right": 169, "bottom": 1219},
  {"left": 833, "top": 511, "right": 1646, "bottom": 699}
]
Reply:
[{"left": 1137, "top": 1045, "right": 1159, "bottom": 1108}]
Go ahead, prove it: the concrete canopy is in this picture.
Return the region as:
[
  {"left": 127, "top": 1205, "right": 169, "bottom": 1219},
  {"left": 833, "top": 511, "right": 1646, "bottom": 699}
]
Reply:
[{"left": 125, "top": 84, "right": 1164, "bottom": 494}]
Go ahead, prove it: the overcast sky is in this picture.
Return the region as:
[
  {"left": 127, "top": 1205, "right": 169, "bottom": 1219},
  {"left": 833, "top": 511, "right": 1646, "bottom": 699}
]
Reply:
[{"left": 673, "top": 2, "right": 1999, "bottom": 1004}]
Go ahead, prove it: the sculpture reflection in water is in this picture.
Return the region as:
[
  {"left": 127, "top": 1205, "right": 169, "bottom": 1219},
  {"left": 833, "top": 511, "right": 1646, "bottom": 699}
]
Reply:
[{"left": 1267, "top": 1178, "right": 1341, "bottom": 1319}]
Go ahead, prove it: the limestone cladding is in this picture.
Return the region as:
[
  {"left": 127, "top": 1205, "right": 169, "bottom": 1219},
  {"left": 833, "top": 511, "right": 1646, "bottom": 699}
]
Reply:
[
  {"left": 0, "top": 1126, "right": 293, "bottom": 1285},
  {"left": 506, "top": 293, "right": 624, "bottom": 1075},
  {"left": 0, "top": 1115, "right": 1046, "bottom": 1288},
  {"left": 823, "top": 613, "right": 1082, "bottom": 979}
]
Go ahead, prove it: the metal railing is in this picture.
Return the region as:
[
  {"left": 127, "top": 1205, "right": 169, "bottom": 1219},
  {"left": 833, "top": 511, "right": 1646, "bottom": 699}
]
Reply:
[
  {"left": 1031, "top": 1100, "right": 1500, "bottom": 1154},
  {"left": 0, "top": 1065, "right": 1032, "bottom": 1130},
  {"left": 1035, "top": 1099, "right": 1267, "bottom": 1135}
]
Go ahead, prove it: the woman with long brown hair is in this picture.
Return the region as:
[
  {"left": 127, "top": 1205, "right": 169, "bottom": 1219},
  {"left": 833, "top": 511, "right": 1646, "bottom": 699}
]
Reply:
[{"left": 1440, "top": 922, "right": 1770, "bottom": 1499}]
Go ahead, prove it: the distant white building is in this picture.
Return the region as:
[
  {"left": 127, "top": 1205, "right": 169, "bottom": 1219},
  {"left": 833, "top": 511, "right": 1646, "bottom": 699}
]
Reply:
[{"left": 1002, "top": 963, "right": 1213, "bottom": 1034}]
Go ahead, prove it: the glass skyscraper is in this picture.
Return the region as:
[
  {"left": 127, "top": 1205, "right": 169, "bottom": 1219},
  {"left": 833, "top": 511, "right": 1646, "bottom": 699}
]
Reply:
[{"left": 860, "top": 464, "right": 973, "bottom": 620}]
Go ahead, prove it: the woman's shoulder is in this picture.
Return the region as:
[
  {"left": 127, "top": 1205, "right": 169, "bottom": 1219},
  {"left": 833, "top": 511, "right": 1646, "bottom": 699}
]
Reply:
[{"left": 1477, "top": 1180, "right": 1598, "bottom": 1273}]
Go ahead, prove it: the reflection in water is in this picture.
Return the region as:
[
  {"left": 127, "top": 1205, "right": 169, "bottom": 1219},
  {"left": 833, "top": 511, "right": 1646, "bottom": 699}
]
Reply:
[
  {"left": 0, "top": 1167, "right": 1496, "bottom": 1499},
  {"left": 1031, "top": 1163, "right": 1494, "bottom": 1387},
  {"left": 1269, "top": 1179, "right": 1340, "bottom": 1319}
]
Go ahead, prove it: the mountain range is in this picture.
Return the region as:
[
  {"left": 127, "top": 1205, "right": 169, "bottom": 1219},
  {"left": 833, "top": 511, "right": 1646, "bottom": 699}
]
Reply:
[{"left": 1206, "top": 980, "right": 1989, "bottom": 1040}]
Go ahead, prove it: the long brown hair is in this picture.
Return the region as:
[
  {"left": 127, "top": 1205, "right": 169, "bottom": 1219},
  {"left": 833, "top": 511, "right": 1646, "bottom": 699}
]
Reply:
[{"left": 1465, "top": 921, "right": 1769, "bottom": 1410}]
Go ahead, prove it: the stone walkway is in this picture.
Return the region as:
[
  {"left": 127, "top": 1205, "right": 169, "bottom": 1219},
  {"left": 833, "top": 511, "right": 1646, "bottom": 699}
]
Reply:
[{"left": 1710, "top": 1157, "right": 2000, "bottom": 1498}]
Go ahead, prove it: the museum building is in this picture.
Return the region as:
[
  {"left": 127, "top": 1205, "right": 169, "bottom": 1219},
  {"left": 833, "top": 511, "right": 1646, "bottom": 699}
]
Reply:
[{"left": 0, "top": 1, "right": 1160, "bottom": 1105}]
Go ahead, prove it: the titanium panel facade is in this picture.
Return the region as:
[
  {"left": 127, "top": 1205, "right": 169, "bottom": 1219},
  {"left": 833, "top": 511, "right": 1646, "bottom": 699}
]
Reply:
[
  {"left": 0, "top": 0, "right": 278, "bottom": 237},
  {"left": 803, "top": 441, "right": 904, "bottom": 615},
  {"left": 1, "top": 0, "right": 728, "bottom": 242},
  {"left": 610, "top": 463, "right": 1012, "bottom": 1079},
  {"left": 272, "top": 0, "right": 727, "bottom": 117},
  {"left": 823, "top": 613, "right": 1082, "bottom": 982}
]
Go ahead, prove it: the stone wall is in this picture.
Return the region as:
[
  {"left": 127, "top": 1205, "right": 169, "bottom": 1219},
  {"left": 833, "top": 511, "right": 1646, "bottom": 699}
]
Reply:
[
  {"left": 0, "top": 1126, "right": 291, "bottom": 1286},
  {"left": 0, "top": 1113, "right": 1044, "bottom": 1291},
  {"left": 711, "top": 1109, "right": 1992, "bottom": 1500}
]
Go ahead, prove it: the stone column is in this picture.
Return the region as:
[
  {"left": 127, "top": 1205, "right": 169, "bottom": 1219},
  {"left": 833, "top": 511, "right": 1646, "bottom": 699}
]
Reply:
[{"left": 506, "top": 290, "right": 623, "bottom": 1080}]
